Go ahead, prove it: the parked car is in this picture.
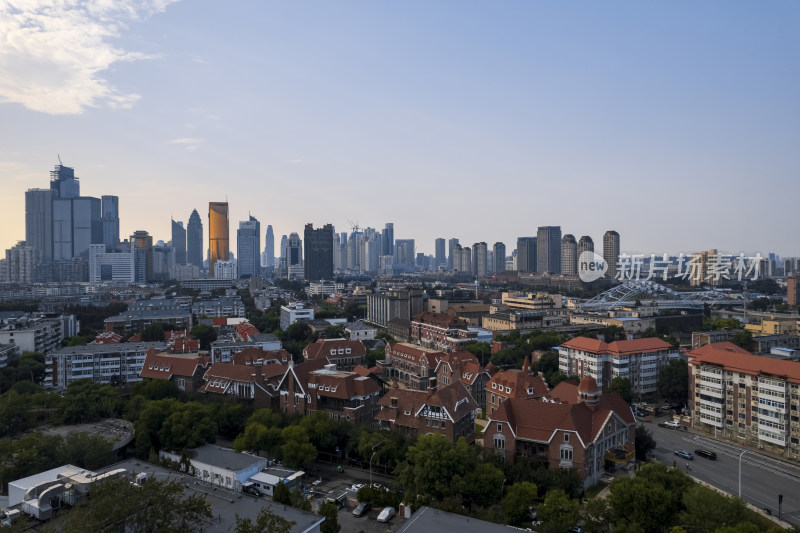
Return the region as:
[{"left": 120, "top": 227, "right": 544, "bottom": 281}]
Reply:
[
  {"left": 353, "top": 502, "right": 372, "bottom": 517},
  {"left": 695, "top": 449, "right": 717, "bottom": 460},
  {"left": 675, "top": 450, "right": 694, "bottom": 460},
  {"left": 377, "top": 507, "right": 396, "bottom": 523},
  {"left": 242, "top": 483, "right": 263, "bottom": 497}
]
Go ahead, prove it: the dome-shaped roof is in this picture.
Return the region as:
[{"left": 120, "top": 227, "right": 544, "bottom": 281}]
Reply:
[{"left": 577, "top": 375, "right": 599, "bottom": 394}]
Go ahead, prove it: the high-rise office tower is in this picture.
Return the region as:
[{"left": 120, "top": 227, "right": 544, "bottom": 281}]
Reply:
[
  {"left": 25, "top": 188, "right": 52, "bottom": 263},
  {"left": 286, "top": 232, "right": 303, "bottom": 279},
  {"left": 451, "top": 244, "right": 462, "bottom": 272},
  {"left": 603, "top": 230, "right": 620, "bottom": 279},
  {"left": 186, "top": 209, "right": 203, "bottom": 269},
  {"left": 516, "top": 237, "right": 537, "bottom": 272},
  {"left": 435, "top": 238, "right": 446, "bottom": 268},
  {"left": 131, "top": 230, "right": 153, "bottom": 282},
  {"left": 448, "top": 238, "right": 460, "bottom": 270},
  {"left": 493, "top": 242, "right": 506, "bottom": 274},
  {"left": 264, "top": 225, "right": 275, "bottom": 267},
  {"left": 50, "top": 164, "right": 80, "bottom": 199},
  {"left": 208, "top": 202, "right": 229, "bottom": 277},
  {"left": 304, "top": 223, "right": 334, "bottom": 281},
  {"left": 395, "top": 239, "right": 415, "bottom": 268},
  {"left": 382, "top": 223, "right": 394, "bottom": 257},
  {"left": 280, "top": 235, "right": 288, "bottom": 260},
  {"left": 561, "top": 234, "right": 577, "bottom": 275},
  {"left": 237, "top": 216, "right": 261, "bottom": 278},
  {"left": 461, "top": 246, "right": 472, "bottom": 275},
  {"left": 578, "top": 236, "right": 594, "bottom": 256},
  {"left": 47, "top": 164, "right": 102, "bottom": 261},
  {"left": 473, "top": 242, "right": 488, "bottom": 277},
  {"left": 101, "top": 195, "right": 119, "bottom": 250},
  {"left": 537, "top": 226, "right": 562, "bottom": 274},
  {"left": 171, "top": 219, "right": 186, "bottom": 265}
]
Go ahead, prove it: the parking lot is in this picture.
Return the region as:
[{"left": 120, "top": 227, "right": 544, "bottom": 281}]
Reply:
[{"left": 307, "top": 462, "right": 405, "bottom": 532}]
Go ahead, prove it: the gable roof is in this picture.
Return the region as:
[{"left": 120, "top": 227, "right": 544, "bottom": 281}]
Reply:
[
  {"left": 560, "top": 336, "right": 673, "bottom": 355},
  {"left": 487, "top": 368, "right": 549, "bottom": 399},
  {"left": 307, "top": 370, "right": 381, "bottom": 399},
  {"left": 376, "top": 382, "right": 476, "bottom": 425},
  {"left": 303, "top": 339, "right": 366, "bottom": 360},
  {"left": 140, "top": 350, "right": 210, "bottom": 381},
  {"left": 387, "top": 343, "right": 446, "bottom": 366}
]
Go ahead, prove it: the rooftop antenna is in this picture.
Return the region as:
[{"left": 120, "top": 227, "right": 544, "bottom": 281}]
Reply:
[{"left": 57, "top": 154, "right": 63, "bottom": 165}]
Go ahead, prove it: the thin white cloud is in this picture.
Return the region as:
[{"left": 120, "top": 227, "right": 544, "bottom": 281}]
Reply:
[
  {"left": 289, "top": 158, "right": 304, "bottom": 164},
  {"left": 0, "top": 0, "right": 179, "bottom": 115},
  {"left": 166, "top": 137, "right": 203, "bottom": 151}
]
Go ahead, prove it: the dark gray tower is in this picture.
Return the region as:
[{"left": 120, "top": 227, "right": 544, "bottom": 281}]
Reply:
[
  {"left": 102, "top": 195, "right": 119, "bottom": 250},
  {"left": 172, "top": 219, "right": 186, "bottom": 265},
  {"left": 186, "top": 209, "right": 203, "bottom": 269},
  {"left": 265, "top": 224, "right": 275, "bottom": 267}
]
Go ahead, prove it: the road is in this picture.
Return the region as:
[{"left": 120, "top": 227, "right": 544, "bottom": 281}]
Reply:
[{"left": 646, "top": 419, "right": 800, "bottom": 526}]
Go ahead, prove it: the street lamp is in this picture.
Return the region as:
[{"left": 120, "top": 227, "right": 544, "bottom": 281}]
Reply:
[
  {"left": 738, "top": 450, "right": 748, "bottom": 497},
  {"left": 369, "top": 442, "right": 383, "bottom": 487}
]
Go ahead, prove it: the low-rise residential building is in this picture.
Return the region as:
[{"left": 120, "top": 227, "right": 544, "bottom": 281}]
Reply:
[
  {"left": 485, "top": 356, "right": 550, "bottom": 415},
  {"left": 192, "top": 296, "right": 245, "bottom": 318},
  {"left": 302, "top": 339, "right": 366, "bottom": 371},
  {"left": 45, "top": 342, "right": 166, "bottom": 391},
  {"left": 484, "top": 376, "right": 635, "bottom": 488},
  {"left": 379, "top": 343, "right": 446, "bottom": 391},
  {"left": 103, "top": 309, "right": 192, "bottom": 337},
  {"left": 199, "top": 361, "right": 286, "bottom": 409},
  {"left": 434, "top": 351, "right": 489, "bottom": 408},
  {"left": 375, "top": 382, "right": 478, "bottom": 443},
  {"left": 559, "top": 336, "right": 679, "bottom": 395},
  {"left": 692, "top": 329, "right": 741, "bottom": 350},
  {"left": 482, "top": 310, "right": 565, "bottom": 333},
  {"left": 345, "top": 321, "right": 377, "bottom": 341},
  {"left": 278, "top": 360, "right": 382, "bottom": 424},
  {"left": 0, "top": 314, "right": 78, "bottom": 354},
  {"left": 745, "top": 316, "right": 798, "bottom": 336},
  {"left": 0, "top": 342, "right": 20, "bottom": 368},
  {"left": 410, "top": 312, "right": 477, "bottom": 352},
  {"left": 688, "top": 342, "right": 800, "bottom": 457},
  {"left": 139, "top": 349, "right": 210, "bottom": 392}
]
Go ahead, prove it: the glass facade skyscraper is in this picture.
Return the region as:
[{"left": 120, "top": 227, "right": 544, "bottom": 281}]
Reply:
[
  {"left": 187, "top": 209, "right": 203, "bottom": 269},
  {"left": 237, "top": 215, "right": 260, "bottom": 278},
  {"left": 208, "top": 202, "right": 229, "bottom": 277}
]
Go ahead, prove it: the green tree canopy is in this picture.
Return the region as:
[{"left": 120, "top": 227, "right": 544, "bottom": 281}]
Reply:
[
  {"left": 318, "top": 501, "right": 342, "bottom": 533},
  {"left": 280, "top": 425, "right": 317, "bottom": 468},
  {"left": 501, "top": 481, "right": 539, "bottom": 527},
  {"left": 236, "top": 507, "right": 295, "bottom": 533},
  {"left": 190, "top": 324, "right": 218, "bottom": 350},
  {"left": 657, "top": 359, "right": 689, "bottom": 407},
  {"left": 141, "top": 322, "right": 165, "bottom": 342},
  {"left": 605, "top": 376, "right": 633, "bottom": 403},
  {"left": 635, "top": 424, "right": 656, "bottom": 461},
  {"left": 537, "top": 488, "right": 579, "bottom": 533}
]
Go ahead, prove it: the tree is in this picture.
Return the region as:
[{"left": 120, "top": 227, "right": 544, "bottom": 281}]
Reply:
[
  {"left": 678, "top": 485, "right": 750, "bottom": 532},
  {"left": 537, "top": 489, "right": 579, "bottom": 533},
  {"left": 318, "top": 501, "right": 342, "bottom": 533},
  {"left": 463, "top": 462, "right": 505, "bottom": 509},
  {"left": 59, "top": 379, "right": 121, "bottom": 423},
  {"left": 141, "top": 322, "right": 165, "bottom": 342},
  {"left": 236, "top": 507, "right": 295, "bottom": 533},
  {"left": 606, "top": 376, "right": 633, "bottom": 403},
  {"left": 635, "top": 424, "right": 656, "bottom": 461},
  {"left": 191, "top": 324, "right": 217, "bottom": 350},
  {"left": 395, "top": 435, "right": 478, "bottom": 503},
  {"left": 280, "top": 426, "right": 317, "bottom": 469},
  {"left": 159, "top": 402, "right": 217, "bottom": 449},
  {"left": 501, "top": 481, "right": 538, "bottom": 527},
  {"left": 657, "top": 359, "right": 688, "bottom": 407},
  {"left": 59, "top": 476, "right": 212, "bottom": 532},
  {"left": 14, "top": 351, "right": 46, "bottom": 386},
  {"left": 583, "top": 496, "right": 612, "bottom": 533},
  {"left": 731, "top": 330, "right": 754, "bottom": 351},
  {"left": 272, "top": 479, "right": 292, "bottom": 505}
]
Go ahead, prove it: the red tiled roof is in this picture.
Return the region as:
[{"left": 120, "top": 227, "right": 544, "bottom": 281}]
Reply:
[
  {"left": 688, "top": 342, "right": 800, "bottom": 384},
  {"left": 232, "top": 347, "right": 289, "bottom": 365},
  {"left": 377, "top": 382, "right": 476, "bottom": 425},
  {"left": 304, "top": 339, "right": 366, "bottom": 360},
  {"left": 140, "top": 351, "right": 210, "bottom": 380},
  {"left": 212, "top": 317, "right": 227, "bottom": 327},
  {"left": 487, "top": 368, "right": 549, "bottom": 400},
  {"left": 308, "top": 371, "right": 381, "bottom": 400},
  {"left": 561, "top": 336, "right": 673, "bottom": 355},
  {"left": 92, "top": 332, "right": 122, "bottom": 344},
  {"left": 411, "top": 312, "right": 468, "bottom": 328},
  {"left": 387, "top": 343, "right": 446, "bottom": 366},
  {"left": 235, "top": 321, "right": 260, "bottom": 341}
]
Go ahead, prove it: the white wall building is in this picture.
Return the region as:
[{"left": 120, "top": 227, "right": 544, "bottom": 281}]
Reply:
[
  {"left": 159, "top": 445, "right": 267, "bottom": 492},
  {"left": 280, "top": 302, "right": 314, "bottom": 330},
  {"left": 88, "top": 243, "right": 135, "bottom": 283},
  {"left": 45, "top": 342, "right": 165, "bottom": 391}
]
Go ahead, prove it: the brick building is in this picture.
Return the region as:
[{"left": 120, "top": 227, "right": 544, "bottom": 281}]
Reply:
[
  {"left": 302, "top": 339, "right": 367, "bottom": 371},
  {"left": 379, "top": 343, "right": 446, "bottom": 391},
  {"left": 434, "top": 351, "right": 490, "bottom": 408},
  {"left": 486, "top": 356, "right": 550, "bottom": 415},
  {"left": 140, "top": 349, "right": 210, "bottom": 392}
]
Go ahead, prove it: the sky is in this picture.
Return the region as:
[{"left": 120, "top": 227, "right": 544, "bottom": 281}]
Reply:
[{"left": 1, "top": 1, "right": 798, "bottom": 258}]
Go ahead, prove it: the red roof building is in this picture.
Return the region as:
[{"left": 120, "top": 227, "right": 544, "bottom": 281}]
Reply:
[
  {"left": 302, "top": 339, "right": 367, "bottom": 371},
  {"left": 434, "top": 351, "right": 490, "bottom": 408},
  {"left": 379, "top": 343, "right": 446, "bottom": 391},
  {"left": 91, "top": 331, "right": 122, "bottom": 345},
  {"left": 200, "top": 361, "right": 287, "bottom": 408},
  {"left": 486, "top": 356, "right": 550, "bottom": 415},
  {"left": 410, "top": 312, "right": 477, "bottom": 352},
  {"left": 484, "top": 376, "right": 635, "bottom": 489},
  {"left": 559, "top": 336, "right": 679, "bottom": 395},
  {"left": 375, "top": 381, "right": 478, "bottom": 444},
  {"left": 140, "top": 349, "right": 210, "bottom": 393},
  {"left": 687, "top": 342, "right": 800, "bottom": 456}
]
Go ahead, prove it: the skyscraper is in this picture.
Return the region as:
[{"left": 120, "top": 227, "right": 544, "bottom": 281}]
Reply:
[
  {"left": 395, "top": 239, "right": 415, "bottom": 268},
  {"left": 473, "top": 242, "right": 488, "bottom": 277},
  {"left": 131, "top": 230, "right": 153, "bottom": 282},
  {"left": 382, "top": 223, "right": 394, "bottom": 257},
  {"left": 286, "top": 232, "right": 303, "bottom": 279},
  {"left": 493, "top": 242, "right": 506, "bottom": 274},
  {"left": 561, "top": 234, "right": 577, "bottom": 275},
  {"left": 516, "top": 237, "right": 537, "bottom": 272},
  {"left": 101, "top": 195, "right": 119, "bottom": 249},
  {"left": 537, "top": 226, "right": 562, "bottom": 274},
  {"left": 578, "top": 236, "right": 594, "bottom": 256},
  {"left": 304, "top": 223, "right": 334, "bottom": 281},
  {"left": 280, "top": 235, "right": 288, "bottom": 260},
  {"left": 50, "top": 164, "right": 80, "bottom": 199},
  {"left": 208, "top": 202, "right": 229, "bottom": 277},
  {"left": 461, "top": 246, "right": 472, "bottom": 275},
  {"left": 603, "top": 230, "right": 620, "bottom": 280},
  {"left": 48, "top": 164, "right": 101, "bottom": 261},
  {"left": 435, "top": 238, "right": 446, "bottom": 268},
  {"left": 448, "top": 238, "right": 460, "bottom": 270},
  {"left": 186, "top": 209, "right": 203, "bottom": 269},
  {"left": 25, "top": 188, "right": 52, "bottom": 263},
  {"left": 171, "top": 219, "right": 186, "bottom": 265},
  {"left": 237, "top": 216, "right": 261, "bottom": 278},
  {"left": 264, "top": 225, "right": 275, "bottom": 267}
]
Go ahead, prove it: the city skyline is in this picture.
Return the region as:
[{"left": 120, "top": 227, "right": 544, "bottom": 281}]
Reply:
[{"left": 1, "top": 2, "right": 798, "bottom": 256}]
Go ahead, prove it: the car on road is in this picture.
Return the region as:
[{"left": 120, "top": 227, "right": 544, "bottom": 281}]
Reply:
[
  {"left": 242, "top": 483, "right": 263, "bottom": 497},
  {"left": 353, "top": 502, "right": 372, "bottom": 517},
  {"left": 675, "top": 450, "right": 694, "bottom": 460},
  {"left": 694, "top": 449, "right": 717, "bottom": 460},
  {"left": 377, "top": 507, "right": 396, "bottom": 523},
  {"left": 664, "top": 420, "right": 687, "bottom": 430},
  {"left": 351, "top": 483, "right": 365, "bottom": 491}
]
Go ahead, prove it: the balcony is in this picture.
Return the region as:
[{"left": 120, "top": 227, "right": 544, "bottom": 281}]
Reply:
[
  {"left": 700, "top": 414, "right": 723, "bottom": 428},
  {"left": 758, "top": 430, "right": 787, "bottom": 447}
]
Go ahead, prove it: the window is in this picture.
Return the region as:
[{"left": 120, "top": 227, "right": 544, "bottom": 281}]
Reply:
[
  {"left": 494, "top": 436, "right": 505, "bottom": 449},
  {"left": 497, "top": 423, "right": 503, "bottom": 432},
  {"left": 564, "top": 433, "right": 570, "bottom": 442},
  {"left": 560, "top": 446, "right": 573, "bottom": 461}
]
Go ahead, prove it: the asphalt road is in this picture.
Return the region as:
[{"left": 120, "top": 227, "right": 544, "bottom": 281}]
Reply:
[{"left": 646, "top": 420, "right": 800, "bottom": 526}]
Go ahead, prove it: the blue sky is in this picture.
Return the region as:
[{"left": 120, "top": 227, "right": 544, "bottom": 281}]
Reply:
[{"left": 1, "top": 1, "right": 798, "bottom": 257}]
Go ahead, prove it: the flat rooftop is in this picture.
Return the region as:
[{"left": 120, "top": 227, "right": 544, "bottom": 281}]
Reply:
[
  {"left": 187, "top": 445, "right": 265, "bottom": 472},
  {"left": 396, "top": 506, "right": 519, "bottom": 533}
]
